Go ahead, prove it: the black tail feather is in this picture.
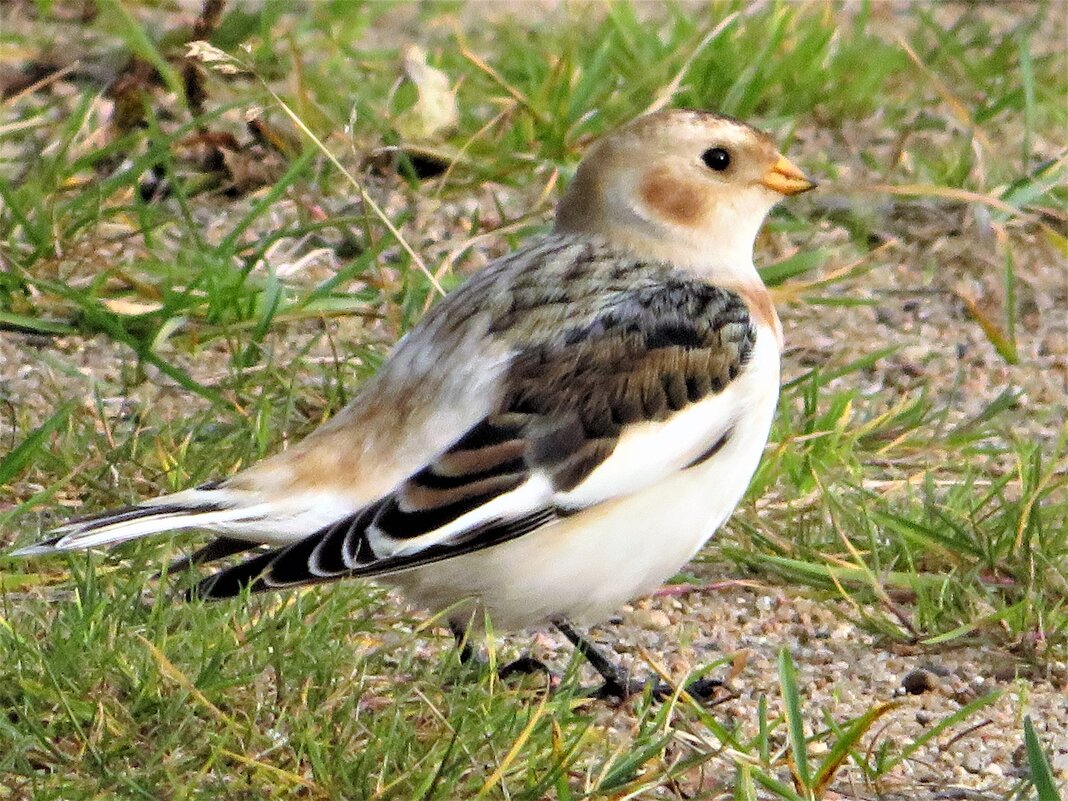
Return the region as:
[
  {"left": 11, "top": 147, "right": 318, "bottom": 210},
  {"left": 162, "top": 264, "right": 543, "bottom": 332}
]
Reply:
[
  {"left": 189, "top": 505, "right": 561, "bottom": 603},
  {"left": 156, "top": 537, "right": 262, "bottom": 579},
  {"left": 188, "top": 549, "right": 277, "bottom": 600},
  {"left": 57, "top": 503, "right": 194, "bottom": 534}
]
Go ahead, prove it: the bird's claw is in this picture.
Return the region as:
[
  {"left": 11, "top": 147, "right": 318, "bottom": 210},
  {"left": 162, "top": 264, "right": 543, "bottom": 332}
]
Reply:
[
  {"left": 593, "top": 675, "right": 727, "bottom": 704},
  {"left": 498, "top": 655, "right": 555, "bottom": 682}
]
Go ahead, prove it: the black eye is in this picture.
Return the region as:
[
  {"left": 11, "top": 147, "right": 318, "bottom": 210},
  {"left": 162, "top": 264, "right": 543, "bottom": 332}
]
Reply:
[{"left": 701, "top": 147, "right": 731, "bottom": 172}]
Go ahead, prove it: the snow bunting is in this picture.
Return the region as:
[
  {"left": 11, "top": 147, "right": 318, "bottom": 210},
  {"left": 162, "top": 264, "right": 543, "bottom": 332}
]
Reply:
[{"left": 14, "top": 109, "right": 814, "bottom": 698}]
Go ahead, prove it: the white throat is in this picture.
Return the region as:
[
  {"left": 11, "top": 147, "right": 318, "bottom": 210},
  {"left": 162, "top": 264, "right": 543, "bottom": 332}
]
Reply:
[
  {"left": 589, "top": 188, "right": 774, "bottom": 287},
  {"left": 554, "top": 152, "right": 779, "bottom": 289}
]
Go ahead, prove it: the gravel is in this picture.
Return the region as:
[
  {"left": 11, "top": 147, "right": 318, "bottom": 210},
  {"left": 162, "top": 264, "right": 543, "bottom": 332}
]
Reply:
[{"left": 493, "top": 579, "right": 1068, "bottom": 795}]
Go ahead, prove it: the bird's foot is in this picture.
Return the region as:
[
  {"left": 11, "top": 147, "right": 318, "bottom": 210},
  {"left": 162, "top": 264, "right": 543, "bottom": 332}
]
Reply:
[
  {"left": 498, "top": 654, "right": 554, "bottom": 680},
  {"left": 450, "top": 625, "right": 557, "bottom": 689},
  {"left": 592, "top": 675, "right": 727, "bottom": 704},
  {"left": 497, "top": 655, "right": 559, "bottom": 692},
  {"left": 551, "top": 617, "right": 729, "bottom": 705}
]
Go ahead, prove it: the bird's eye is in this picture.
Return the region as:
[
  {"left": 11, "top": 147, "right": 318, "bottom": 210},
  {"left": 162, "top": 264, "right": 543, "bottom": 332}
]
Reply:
[{"left": 701, "top": 147, "right": 731, "bottom": 172}]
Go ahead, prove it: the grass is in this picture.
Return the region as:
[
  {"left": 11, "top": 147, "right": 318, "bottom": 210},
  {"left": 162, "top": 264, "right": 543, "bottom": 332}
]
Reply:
[{"left": 1, "top": 1, "right": 1066, "bottom": 798}]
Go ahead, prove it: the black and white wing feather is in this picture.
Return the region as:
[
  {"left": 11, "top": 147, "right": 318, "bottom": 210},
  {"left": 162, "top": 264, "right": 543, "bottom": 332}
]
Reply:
[{"left": 194, "top": 272, "right": 755, "bottom": 599}]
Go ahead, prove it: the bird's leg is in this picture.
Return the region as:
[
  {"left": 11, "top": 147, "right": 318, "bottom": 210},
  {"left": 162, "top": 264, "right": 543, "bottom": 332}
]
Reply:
[
  {"left": 450, "top": 621, "right": 478, "bottom": 665},
  {"left": 450, "top": 621, "right": 553, "bottom": 682},
  {"left": 553, "top": 618, "right": 725, "bottom": 703},
  {"left": 553, "top": 618, "right": 640, "bottom": 698}
]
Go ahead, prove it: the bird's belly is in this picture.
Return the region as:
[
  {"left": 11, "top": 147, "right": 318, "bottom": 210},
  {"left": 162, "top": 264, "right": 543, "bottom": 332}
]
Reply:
[
  {"left": 388, "top": 445, "right": 749, "bottom": 629},
  {"left": 389, "top": 332, "right": 780, "bottom": 631}
]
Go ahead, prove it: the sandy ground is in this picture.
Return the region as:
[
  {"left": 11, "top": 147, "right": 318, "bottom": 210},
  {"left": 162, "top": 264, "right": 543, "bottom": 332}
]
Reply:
[{"left": 558, "top": 583, "right": 1066, "bottom": 797}]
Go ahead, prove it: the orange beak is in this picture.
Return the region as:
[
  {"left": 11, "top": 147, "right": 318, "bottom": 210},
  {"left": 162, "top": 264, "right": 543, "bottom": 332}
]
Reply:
[{"left": 761, "top": 155, "right": 817, "bottom": 196}]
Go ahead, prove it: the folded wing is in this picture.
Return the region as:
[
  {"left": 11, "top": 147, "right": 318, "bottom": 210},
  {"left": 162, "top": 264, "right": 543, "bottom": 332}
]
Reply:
[{"left": 195, "top": 276, "right": 755, "bottom": 599}]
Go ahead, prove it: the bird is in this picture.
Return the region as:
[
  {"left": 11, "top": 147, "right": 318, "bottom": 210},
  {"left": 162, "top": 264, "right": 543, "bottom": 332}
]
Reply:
[{"left": 12, "top": 109, "right": 815, "bottom": 699}]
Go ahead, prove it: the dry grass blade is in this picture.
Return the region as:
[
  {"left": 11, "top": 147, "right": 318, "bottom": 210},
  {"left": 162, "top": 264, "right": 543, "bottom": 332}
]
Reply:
[
  {"left": 187, "top": 40, "right": 444, "bottom": 297},
  {"left": 956, "top": 290, "right": 1019, "bottom": 365},
  {"left": 458, "top": 40, "right": 545, "bottom": 123},
  {"left": 864, "top": 182, "right": 1041, "bottom": 222},
  {"left": 136, "top": 635, "right": 233, "bottom": 725},
  {"left": 477, "top": 686, "right": 551, "bottom": 797},
  {"left": 218, "top": 748, "right": 326, "bottom": 796},
  {"left": 895, "top": 34, "right": 993, "bottom": 153},
  {"left": 1, "top": 61, "right": 81, "bottom": 108},
  {"left": 811, "top": 702, "right": 897, "bottom": 796}
]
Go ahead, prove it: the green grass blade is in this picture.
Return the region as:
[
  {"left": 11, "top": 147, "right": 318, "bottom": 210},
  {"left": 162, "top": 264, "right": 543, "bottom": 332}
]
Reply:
[
  {"left": 752, "top": 554, "right": 950, "bottom": 592},
  {"left": 749, "top": 765, "right": 808, "bottom": 801},
  {"left": 784, "top": 347, "right": 898, "bottom": 390},
  {"left": 215, "top": 148, "right": 317, "bottom": 258},
  {"left": 1016, "top": 30, "right": 1035, "bottom": 168},
  {"left": 759, "top": 249, "right": 828, "bottom": 287},
  {"left": 0, "top": 402, "right": 74, "bottom": 485},
  {"left": 0, "top": 312, "right": 76, "bottom": 336},
  {"left": 881, "top": 690, "right": 1002, "bottom": 772},
  {"left": 1002, "top": 239, "right": 1018, "bottom": 364},
  {"left": 0, "top": 177, "right": 46, "bottom": 249},
  {"left": 1024, "top": 715, "right": 1061, "bottom": 801},
  {"left": 757, "top": 693, "right": 770, "bottom": 765},
  {"left": 95, "top": 0, "right": 184, "bottom": 99},
  {"left": 778, "top": 648, "right": 811, "bottom": 791},
  {"left": 921, "top": 602, "right": 1025, "bottom": 645},
  {"left": 945, "top": 387, "right": 1022, "bottom": 444},
  {"left": 734, "top": 763, "right": 756, "bottom": 801},
  {"left": 595, "top": 733, "right": 673, "bottom": 791}
]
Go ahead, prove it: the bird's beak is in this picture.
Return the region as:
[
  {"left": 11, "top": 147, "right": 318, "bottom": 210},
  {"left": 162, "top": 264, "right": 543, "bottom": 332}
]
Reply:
[{"left": 761, "top": 155, "right": 817, "bottom": 196}]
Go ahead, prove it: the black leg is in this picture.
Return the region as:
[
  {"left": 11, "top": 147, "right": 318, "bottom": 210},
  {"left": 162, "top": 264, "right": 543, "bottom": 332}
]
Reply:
[
  {"left": 553, "top": 618, "right": 726, "bottom": 703},
  {"left": 673, "top": 677, "right": 728, "bottom": 704},
  {"left": 553, "top": 618, "right": 638, "bottom": 698},
  {"left": 450, "top": 621, "right": 477, "bottom": 665}
]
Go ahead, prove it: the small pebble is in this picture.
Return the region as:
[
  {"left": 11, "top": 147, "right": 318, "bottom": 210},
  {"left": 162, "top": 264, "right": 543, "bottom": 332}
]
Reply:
[
  {"left": 1011, "top": 743, "right": 1028, "bottom": 767},
  {"left": 921, "top": 661, "right": 952, "bottom": 677},
  {"left": 627, "top": 608, "right": 671, "bottom": 631},
  {"left": 903, "top": 668, "right": 940, "bottom": 695}
]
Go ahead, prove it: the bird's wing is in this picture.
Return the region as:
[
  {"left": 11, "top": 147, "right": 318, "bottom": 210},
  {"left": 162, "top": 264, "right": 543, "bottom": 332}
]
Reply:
[
  {"left": 15, "top": 237, "right": 585, "bottom": 556},
  {"left": 195, "top": 269, "right": 757, "bottom": 598},
  {"left": 15, "top": 236, "right": 756, "bottom": 571}
]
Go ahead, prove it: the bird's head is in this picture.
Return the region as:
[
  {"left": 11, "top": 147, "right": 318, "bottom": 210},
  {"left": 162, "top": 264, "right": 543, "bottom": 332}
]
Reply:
[{"left": 555, "top": 109, "right": 815, "bottom": 283}]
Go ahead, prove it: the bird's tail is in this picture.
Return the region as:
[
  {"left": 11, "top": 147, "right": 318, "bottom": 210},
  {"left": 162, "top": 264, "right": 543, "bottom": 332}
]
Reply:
[{"left": 10, "top": 482, "right": 281, "bottom": 558}]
